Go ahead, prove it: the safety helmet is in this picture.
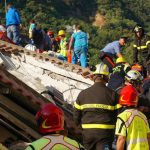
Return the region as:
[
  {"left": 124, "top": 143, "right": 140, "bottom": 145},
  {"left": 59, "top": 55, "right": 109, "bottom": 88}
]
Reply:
[
  {"left": 48, "top": 31, "right": 54, "bottom": 35},
  {"left": 119, "top": 85, "right": 138, "bottom": 106},
  {"left": 131, "top": 63, "right": 142, "bottom": 72},
  {"left": 93, "top": 62, "right": 109, "bottom": 76},
  {"left": 58, "top": 30, "right": 65, "bottom": 36},
  {"left": 125, "top": 70, "right": 143, "bottom": 82},
  {"left": 133, "top": 24, "right": 143, "bottom": 33},
  {"left": 35, "top": 103, "right": 64, "bottom": 134},
  {"left": 116, "top": 57, "right": 126, "bottom": 64}
]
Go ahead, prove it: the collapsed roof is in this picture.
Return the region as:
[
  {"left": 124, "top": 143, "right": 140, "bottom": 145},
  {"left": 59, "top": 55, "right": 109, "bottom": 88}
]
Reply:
[{"left": 0, "top": 40, "right": 93, "bottom": 149}]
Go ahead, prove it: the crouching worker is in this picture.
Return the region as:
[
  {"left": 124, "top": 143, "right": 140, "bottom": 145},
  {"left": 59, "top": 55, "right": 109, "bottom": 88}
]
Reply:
[
  {"left": 25, "top": 103, "right": 84, "bottom": 150},
  {"left": 115, "top": 85, "right": 150, "bottom": 150},
  {"left": 57, "top": 30, "right": 68, "bottom": 62}
]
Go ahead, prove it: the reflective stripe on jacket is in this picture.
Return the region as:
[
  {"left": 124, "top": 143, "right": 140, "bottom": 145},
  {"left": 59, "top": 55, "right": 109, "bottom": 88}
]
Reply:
[
  {"left": 116, "top": 109, "right": 150, "bottom": 150},
  {"left": 74, "top": 102, "right": 121, "bottom": 110},
  {"left": 25, "top": 134, "right": 82, "bottom": 150},
  {"left": 133, "top": 34, "right": 150, "bottom": 63},
  {"left": 74, "top": 82, "right": 119, "bottom": 130}
]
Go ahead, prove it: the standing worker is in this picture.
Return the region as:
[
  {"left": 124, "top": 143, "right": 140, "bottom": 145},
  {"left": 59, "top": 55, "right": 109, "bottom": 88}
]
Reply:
[
  {"left": 69, "top": 24, "right": 88, "bottom": 68},
  {"left": 25, "top": 103, "right": 83, "bottom": 150},
  {"left": 74, "top": 62, "right": 120, "bottom": 150},
  {"left": 99, "top": 37, "right": 127, "bottom": 72},
  {"left": 6, "top": 2, "right": 22, "bottom": 45},
  {"left": 47, "top": 30, "right": 59, "bottom": 52},
  {"left": 115, "top": 85, "right": 150, "bottom": 150},
  {"left": 57, "top": 30, "right": 68, "bottom": 62},
  {"left": 28, "top": 19, "right": 36, "bottom": 44},
  {"left": 133, "top": 24, "right": 150, "bottom": 77}
]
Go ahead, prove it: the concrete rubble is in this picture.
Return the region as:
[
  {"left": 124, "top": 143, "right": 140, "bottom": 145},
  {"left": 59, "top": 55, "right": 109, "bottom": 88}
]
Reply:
[{"left": 0, "top": 40, "right": 94, "bottom": 149}]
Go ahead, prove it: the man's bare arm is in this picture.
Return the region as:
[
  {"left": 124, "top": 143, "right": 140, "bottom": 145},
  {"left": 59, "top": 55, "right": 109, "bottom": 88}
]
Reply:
[{"left": 116, "top": 135, "right": 126, "bottom": 150}]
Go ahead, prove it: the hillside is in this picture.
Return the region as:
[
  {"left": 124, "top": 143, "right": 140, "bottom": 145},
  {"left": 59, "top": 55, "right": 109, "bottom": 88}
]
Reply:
[{"left": 1, "top": 0, "right": 150, "bottom": 64}]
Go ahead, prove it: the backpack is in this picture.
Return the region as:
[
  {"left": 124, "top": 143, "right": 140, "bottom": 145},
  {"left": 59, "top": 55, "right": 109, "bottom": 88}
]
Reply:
[{"left": 32, "top": 28, "right": 43, "bottom": 45}]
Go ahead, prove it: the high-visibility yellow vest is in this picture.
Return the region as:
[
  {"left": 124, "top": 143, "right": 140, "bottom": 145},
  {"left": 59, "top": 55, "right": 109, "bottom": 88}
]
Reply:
[
  {"left": 60, "top": 37, "right": 68, "bottom": 57},
  {"left": 25, "top": 134, "right": 83, "bottom": 150},
  {"left": 116, "top": 109, "right": 150, "bottom": 150}
]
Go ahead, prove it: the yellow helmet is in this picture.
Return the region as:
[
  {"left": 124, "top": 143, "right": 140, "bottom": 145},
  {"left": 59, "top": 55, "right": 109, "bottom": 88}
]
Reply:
[
  {"left": 58, "top": 30, "right": 65, "bottom": 36},
  {"left": 116, "top": 57, "right": 126, "bottom": 63},
  {"left": 93, "top": 62, "right": 109, "bottom": 76}
]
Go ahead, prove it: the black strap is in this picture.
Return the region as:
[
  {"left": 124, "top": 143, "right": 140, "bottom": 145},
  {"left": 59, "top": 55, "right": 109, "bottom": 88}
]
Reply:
[
  {"left": 117, "top": 117, "right": 127, "bottom": 136},
  {"left": 28, "top": 145, "right": 35, "bottom": 150}
]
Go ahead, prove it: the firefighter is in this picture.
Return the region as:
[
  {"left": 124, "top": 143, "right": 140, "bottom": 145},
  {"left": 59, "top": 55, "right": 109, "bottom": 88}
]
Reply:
[
  {"left": 25, "top": 103, "right": 83, "bottom": 150},
  {"left": 115, "top": 85, "right": 150, "bottom": 150},
  {"left": 74, "top": 62, "right": 120, "bottom": 150},
  {"left": 108, "top": 57, "right": 131, "bottom": 91},
  {"left": 133, "top": 24, "right": 150, "bottom": 77}
]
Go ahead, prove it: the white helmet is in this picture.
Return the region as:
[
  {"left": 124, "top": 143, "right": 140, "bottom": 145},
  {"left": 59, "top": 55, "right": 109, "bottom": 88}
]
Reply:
[
  {"left": 125, "top": 70, "right": 143, "bottom": 82},
  {"left": 93, "top": 62, "right": 109, "bottom": 76}
]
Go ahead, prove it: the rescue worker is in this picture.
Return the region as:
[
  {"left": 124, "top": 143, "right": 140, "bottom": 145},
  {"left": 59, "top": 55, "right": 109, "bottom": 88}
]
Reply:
[
  {"left": 115, "top": 85, "right": 150, "bottom": 150},
  {"left": 99, "top": 37, "right": 127, "bottom": 72},
  {"left": 25, "top": 103, "right": 83, "bottom": 150},
  {"left": 116, "top": 69, "right": 143, "bottom": 94},
  {"left": 57, "top": 30, "right": 68, "bottom": 62},
  {"left": 74, "top": 62, "right": 120, "bottom": 150},
  {"left": 108, "top": 57, "right": 131, "bottom": 91},
  {"left": 133, "top": 24, "right": 150, "bottom": 77},
  {"left": 47, "top": 31, "right": 59, "bottom": 52},
  {"left": 68, "top": 24, "right": 88, "bottom": 68},
  {"left": 43, "top": 28, "right": 51, "bottom": 51},
  {"left": 116, "top": 69, "right": 150, "bottom": 125}
]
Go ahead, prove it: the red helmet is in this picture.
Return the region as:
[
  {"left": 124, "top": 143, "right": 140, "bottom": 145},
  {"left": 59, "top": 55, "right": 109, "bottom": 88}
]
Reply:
[
  {"left": 119, "top": 85, "right": 138, "bottom": 107},
  {"left": 35, "top": 103, "right": 64, "bottom": 134},
  {"left": 55, "top": 36, "right": 61, "bottom": 42},
  {"left": 48, "top": 31, "right": 54, "bottom": 35}
]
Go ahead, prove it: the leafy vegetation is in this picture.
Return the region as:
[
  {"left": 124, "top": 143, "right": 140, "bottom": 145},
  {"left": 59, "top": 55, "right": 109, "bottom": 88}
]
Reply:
[{"left": 0, "top": 0, "right": 150, "bottom": 65}]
